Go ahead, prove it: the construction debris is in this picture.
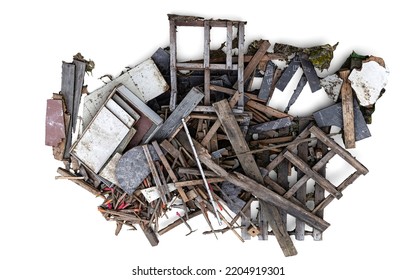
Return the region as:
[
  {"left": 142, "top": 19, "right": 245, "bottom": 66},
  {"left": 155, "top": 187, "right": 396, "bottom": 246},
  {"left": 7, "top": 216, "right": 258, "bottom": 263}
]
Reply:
[{"left": 45, "top": 14, "right": 388, "bottom": 257}]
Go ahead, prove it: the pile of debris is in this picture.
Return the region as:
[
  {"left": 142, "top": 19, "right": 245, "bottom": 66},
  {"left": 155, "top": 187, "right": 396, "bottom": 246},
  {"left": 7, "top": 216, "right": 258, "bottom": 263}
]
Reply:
[{"left": 45, "top": 14, "right": 388, "bottom": 257}]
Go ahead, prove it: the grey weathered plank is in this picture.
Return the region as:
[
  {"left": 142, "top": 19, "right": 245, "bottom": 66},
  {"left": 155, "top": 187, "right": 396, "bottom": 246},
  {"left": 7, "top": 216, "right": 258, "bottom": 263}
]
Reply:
[
  {"left": 258, "top": 61, "right": 276, "bottom": 101},
  {"left": 248, "top": 118, "right": 292, "bottom": 134},
  {"left": 260, "top": 201, "right": 298, "bottom": 256},
  {"left": 233, "top": 40, "right": 271, "bottom": 89},
  {"left": 169, "top": 19, "right": 178, "bottom": 110},
  {"left": 283, "top": 151, "right": 342, "bottom": 199},
  {"left": 339, "top": 69, "right": 355, "bottom": 148},
  {"left": 213, "top": 99, "right": 263, "bottom": 183},
  {"left": 309, "top": 126, "right": 369, "bottom": 175},
  {"left": 152, "top": 87, "right": 204, "bottom": 141},
  {"left": 313, "top": 127, "right": 330, "bottom": 241},
  {"left": 295, "top": 135, "right": 308, "bottom": 240},
  {"left": 226, "top": 21, "right": 233, "bottom": 69},
  {"left": 312, "top": 171, "right": 361, "bottom": 214},
  {"left": 72, "top": 59, "right": 86, "bottom": 132},
  {"left": 237, "top": 22, "right": 245, "bottom": 108},
  {"left": 61, "top": 62, "right": 75, "bottom": 159},
  {"left": 204, "top": 20, "right": 211, "bottom": 106},
  {"left": 200, "top": 90, "right": 242, "bottom": 147}
]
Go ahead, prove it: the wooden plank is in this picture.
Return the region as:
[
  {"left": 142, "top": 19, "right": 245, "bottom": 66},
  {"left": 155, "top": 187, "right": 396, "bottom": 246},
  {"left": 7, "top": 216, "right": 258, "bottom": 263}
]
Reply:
[
  {"left": 226, "top": 21, "right": 233, "bottom": 69},
  {"left": 309, "top": 126, "right": 369, "bottom": 175},
  {"left": 266, "top": 123, "right": 314, "bottom": 172},
  {"left": 72, "top": 60, "right": 86, "bottom": 132},
  {"left": 143, "top": 145, "right": 167, "bottom": 204},
  {"left": 152, "top": 87, "right": 204, "bottom": 141},
  {"left": 313, "top": 171, "right": 361, "bottom": 214},
  {"left": 200, "top": 90, "right": 242, "bottom": 147},
  {"left": 258, "top": 60, "right": 276, "bottom": 101},
  {"left": 176, "top": 63, "right": 237, "bottom": 70},
  {"left": 176, "top": 167, "right": 217, "bottom": 177},
  {"left": 339, "top": 70, "right": 355, "bottom": 148},
  {"left": 160, "top": 140, "right": 180, "bottom": 158},
  {"left": 204, "top": 20, "right": 211, "bottom": 105},
  {"left": 237, "top": 22, "right": 245, "bottom": 108},
  {"left": 152, "top": 141, "right": 189, "bottom": 202},
  {"left": 175, "top": 131, "right": 330, "bottom": 232},
  {"left": 169, "top": 19, "right": 178, "bottom": 111},
  {"left": 61, "top": 62, "right": 75, "bottom": 159},
  {"left": 283, "top": 151, "right": 342, "bottom": 199},
  {"left": 57, "top": 167, "right": 102, "bottom": 198},
  {"left": 295, "top": 134, "right": 308, "bottom": 241},
  {"left": 260, "top": 201, "right": 297, "bottom": 256},
  {"left": 313, "top": 127, "right": 330, "bottom": 241},
  {"left": 173, "top": 177, "right": 225, "bottom": 188},
  {"left": 233, "top": 40, "right": 271, "bottom": 89},
  {"left": 247, "top": 100, "right": 292, "bottom": 119},
  {"left": 213, "top": 99, "right": 263, "bottom": 183},
  {"left": 283, "top": 150, "right": 336, "bottom": 199},
  {"left": 71, "top": 107, "right": 129, "bottom": 173},
  {"left": 248, "top": 118, "right": 292, "bottom": 134}
]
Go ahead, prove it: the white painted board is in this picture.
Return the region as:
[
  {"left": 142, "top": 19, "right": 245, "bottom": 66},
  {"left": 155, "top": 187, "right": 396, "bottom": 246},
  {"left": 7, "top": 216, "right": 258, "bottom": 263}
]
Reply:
[
  {"left": 99, "top": 153, "right": 122, "bottom": 186},
  {"left": 129, "top": 58, "right": 169, "bottom": 102},
  {"left": 72, "top": 107, "right": 129, "bottom": 173},
  {"left": 105, "top": 99, "right": 135, "bottom": 127}
]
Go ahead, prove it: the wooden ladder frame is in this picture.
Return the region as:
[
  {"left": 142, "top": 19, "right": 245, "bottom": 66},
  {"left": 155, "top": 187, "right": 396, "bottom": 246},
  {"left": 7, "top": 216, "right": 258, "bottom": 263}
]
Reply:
[{"left": 168, "top": 15, "right": 246, "bottom": 110}]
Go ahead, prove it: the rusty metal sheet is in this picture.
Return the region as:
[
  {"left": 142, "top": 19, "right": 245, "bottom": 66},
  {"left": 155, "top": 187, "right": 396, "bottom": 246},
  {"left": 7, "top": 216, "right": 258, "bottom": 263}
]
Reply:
[
  {"left": 72, "top": 107, "right": 129, "bottom": 173},
  {"left": 115, "top": 145, "right": 160, "bottom": 195},
  {"left": 45, "top": 99, "right": 66, "bottom": 146}
]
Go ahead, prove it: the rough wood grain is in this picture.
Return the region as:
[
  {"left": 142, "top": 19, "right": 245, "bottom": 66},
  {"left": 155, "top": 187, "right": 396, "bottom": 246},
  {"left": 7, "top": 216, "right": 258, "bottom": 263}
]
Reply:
[
  {"left": 339, "top": 70, "right": 355, "bottom": 148},
  {"left": 57, "top": 167, "right": 102, "bottom": 198},
  {"left": 175, "top": 131, "right": 330, "bottom": 232},
  {"left": 283, "top": 150, "right": 342, "bottom": 199},
  {"left": 152, "top": 87, "right": 204, "bottom": 141}
]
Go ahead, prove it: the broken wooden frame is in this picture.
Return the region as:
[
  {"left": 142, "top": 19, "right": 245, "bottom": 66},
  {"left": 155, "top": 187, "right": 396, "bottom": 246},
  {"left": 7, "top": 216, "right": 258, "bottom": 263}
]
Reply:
[{"left": 168, "top": 14, "right": 246, "bottom": 110}]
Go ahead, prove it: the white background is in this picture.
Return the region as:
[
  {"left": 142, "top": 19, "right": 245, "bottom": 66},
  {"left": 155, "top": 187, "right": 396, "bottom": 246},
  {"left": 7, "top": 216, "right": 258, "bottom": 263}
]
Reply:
[{"left": 1, "top": 1, "right": 414, "bottom": 279}]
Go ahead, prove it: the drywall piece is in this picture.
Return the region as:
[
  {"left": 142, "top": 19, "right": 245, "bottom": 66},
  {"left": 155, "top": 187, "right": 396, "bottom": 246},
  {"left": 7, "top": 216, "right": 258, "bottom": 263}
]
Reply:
[
  {"left": 99, "top": 153, "right": 122, "bottom": 185},
  {"left": 115, "top": 145, "right": 160, "bottom": 195},
  {"left": 129, "top": 58, "right": 169, "bottom": 103},
  {"left": 72, "top": 107, "right": 129, "bottom": 173},
  {"left": 320, "top": 74, "right": 343, "bottom": 102},
  {"left": 105, "top": 99, "right": 135, "bottom": 127},
  {"left": 349, "top": 61, "right": 389, "bottom": 106},
  {"left": 45, "top": 99, "right": 66, "bottom": 146}
]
